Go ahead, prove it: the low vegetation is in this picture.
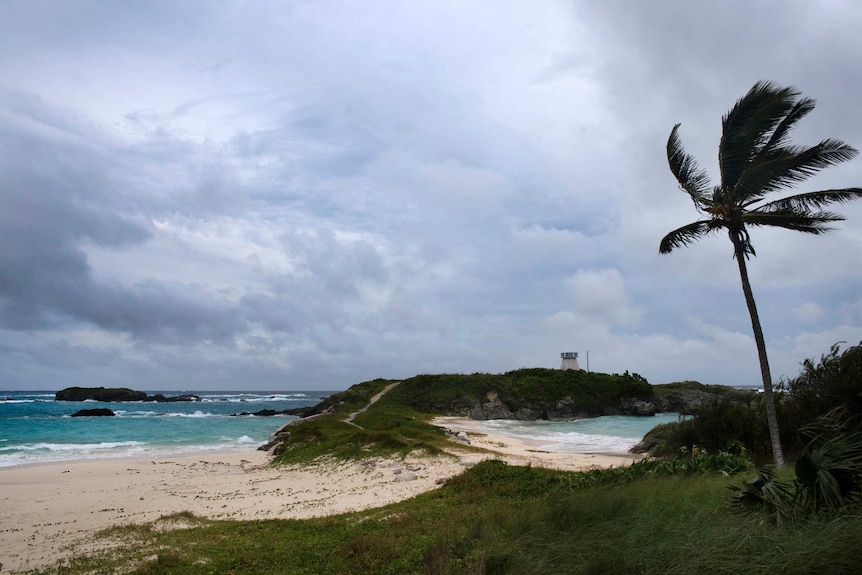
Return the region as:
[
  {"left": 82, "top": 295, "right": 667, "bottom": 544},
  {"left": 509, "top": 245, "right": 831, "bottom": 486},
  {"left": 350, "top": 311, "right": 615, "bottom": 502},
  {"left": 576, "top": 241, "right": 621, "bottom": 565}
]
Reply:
[
  {"left": 731, "top": 408, "right": 862, "bottom": 524},
  {"left": 272, "top": 400, "right": 451, "bottom": 465},
  {"left": 33, "top": 456, "right": 861, "bottom": 575},
  {"left": 27, "top": 343, "right": 862, "bottom": 574},
  {"left": 387, "top": 368, "right": 653, "bottom": 416},
  {"left": 653, "top": 341, "right": 862, "bottom": 464}
]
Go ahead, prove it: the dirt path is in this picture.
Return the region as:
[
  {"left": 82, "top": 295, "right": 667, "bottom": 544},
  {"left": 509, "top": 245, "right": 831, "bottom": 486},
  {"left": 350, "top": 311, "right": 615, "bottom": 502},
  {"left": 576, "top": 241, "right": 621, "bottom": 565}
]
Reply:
[{"left": 343, "top": 381, "right": 401, "bottom": 428}]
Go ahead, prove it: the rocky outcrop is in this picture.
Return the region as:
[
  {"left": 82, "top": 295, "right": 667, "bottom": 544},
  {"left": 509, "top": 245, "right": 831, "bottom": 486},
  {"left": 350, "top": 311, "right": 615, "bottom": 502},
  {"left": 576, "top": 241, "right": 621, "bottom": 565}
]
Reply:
[
  {"left": 468, "top": 391, "right": 515, "bottom": 419},
  {"left": 447, "top": 388, "right": 747, "bottom": 421},
  {"left": 57, "top": 387, "right": 147, "bottom": 402},
  {"left": 462, "top": 390, "right": 658, "bottom": 421},
  {"left": 55, "top": 387, "right": 200, "bottom": 403},
  {"left": 629, "top": 423, "right": 675, "bottom": 454},
  {"left": 650, "top": 382, "right": 755, "bottom": 415},
  {"left": 147, "top": 394, "right": 202, "bottom": 403},
  {"left": 258, "top": 428, "right": 292, "bottom": 454},
  {"left": 651, "top": 389, "right": 716, "bottom": 414},
  {"left": 281, "top": 402, "right": 337, "bottom": 419},
  {"left": 618, "top": 398, "right": 658, "bottom": 417},
  {"left": 232, "top": 409, "right": 293, "bottom": 417},
  {"left": 449, "top": 383, "right": 752, "bottom": 421},
  {"left": 71, "top": 408, "right": 116, "bottom": 417}
]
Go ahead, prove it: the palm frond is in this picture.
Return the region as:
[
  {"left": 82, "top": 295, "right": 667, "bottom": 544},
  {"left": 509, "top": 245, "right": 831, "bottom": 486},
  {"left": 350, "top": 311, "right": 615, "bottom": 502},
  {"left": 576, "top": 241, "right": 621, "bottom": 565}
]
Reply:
[
  {"left": 720, "top": 81, "right": 800, "bottom": 190},
  {"left": 729, "top": 466, "right": 795, "bottom": 520},
  {"left": 753, "top": 188, "right": 862, "bottom": 212},
  {"left": 659, "top": 220, "right": 715, "bottom": 254},
  {"left": 743, "top": 209, "right": 843, "bottom": 234},
  {"left": 738, "top": 140, "right": 859, "bottom": 199},
  {"left": 667, "top": 124, "right": 712, "bottom": 207},
  {"left": 759, "top": 97, "right": 815, "bottom": 154},
  {"left": 795, "top": 409, "right": 862, "bottom": 512}
]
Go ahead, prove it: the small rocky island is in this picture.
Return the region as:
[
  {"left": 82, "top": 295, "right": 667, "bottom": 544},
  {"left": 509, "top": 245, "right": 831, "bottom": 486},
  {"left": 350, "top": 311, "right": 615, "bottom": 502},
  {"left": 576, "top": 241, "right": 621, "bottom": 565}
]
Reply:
[
  {"left": 55, "top": 387, "right": 201, "bottom": 403},
  {"left": 71, "top": 408, "right": 116, "bottom": 417}
]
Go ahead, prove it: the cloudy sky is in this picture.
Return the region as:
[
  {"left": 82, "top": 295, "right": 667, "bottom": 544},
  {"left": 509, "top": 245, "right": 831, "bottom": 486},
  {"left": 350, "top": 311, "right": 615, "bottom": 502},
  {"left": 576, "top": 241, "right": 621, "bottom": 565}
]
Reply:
[{"left": 2, "top": 1, "right": 861, "bottom": 391}]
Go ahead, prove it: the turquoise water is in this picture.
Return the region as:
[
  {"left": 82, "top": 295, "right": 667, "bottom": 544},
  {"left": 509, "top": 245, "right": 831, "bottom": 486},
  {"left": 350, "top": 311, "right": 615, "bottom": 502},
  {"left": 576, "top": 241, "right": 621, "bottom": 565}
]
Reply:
[
  {"left": 1, "top": 390, "right": 682, "bottom": 466},
  {"left": 466, "top": 413, "right": 685, "bottom": 453},
  {"left": 0, "top": 390, "right": 330, "bottom": 467}
]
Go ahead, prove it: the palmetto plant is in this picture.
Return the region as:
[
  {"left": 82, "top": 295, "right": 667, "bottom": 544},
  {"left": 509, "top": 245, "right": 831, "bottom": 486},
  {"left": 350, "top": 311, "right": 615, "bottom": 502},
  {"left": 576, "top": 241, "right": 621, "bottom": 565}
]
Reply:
[
  {"left": 794, "top": 408, "right": 862, "bottom": 512},
  {"left": 729, "top": 466, "right": 795, "bottom": 525},
  {"left": 660, "top": 81, "right": 862, "bottom": 467},
  {"left": 730, "top": 409, "right": 862, "bottom": 522}
]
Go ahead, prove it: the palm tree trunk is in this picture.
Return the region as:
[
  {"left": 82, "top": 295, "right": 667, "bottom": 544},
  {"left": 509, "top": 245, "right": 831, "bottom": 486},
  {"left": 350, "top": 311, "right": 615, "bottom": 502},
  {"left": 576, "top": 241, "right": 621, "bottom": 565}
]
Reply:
[{"left": 731, "top": 236, "right": 786, "bottom": 467}]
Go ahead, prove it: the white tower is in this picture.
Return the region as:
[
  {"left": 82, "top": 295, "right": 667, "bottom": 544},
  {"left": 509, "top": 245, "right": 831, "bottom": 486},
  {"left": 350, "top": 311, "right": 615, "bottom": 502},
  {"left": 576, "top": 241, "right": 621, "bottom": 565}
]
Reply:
[{"left": 560, "top": 352, "right": 581, "bottom": 370}]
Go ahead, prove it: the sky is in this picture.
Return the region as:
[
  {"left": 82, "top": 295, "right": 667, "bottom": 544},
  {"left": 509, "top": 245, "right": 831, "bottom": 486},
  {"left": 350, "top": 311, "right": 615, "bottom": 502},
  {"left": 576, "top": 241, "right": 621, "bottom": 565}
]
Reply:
[{"left": 1, "top": 0, "right": 862, "bottom": 391}]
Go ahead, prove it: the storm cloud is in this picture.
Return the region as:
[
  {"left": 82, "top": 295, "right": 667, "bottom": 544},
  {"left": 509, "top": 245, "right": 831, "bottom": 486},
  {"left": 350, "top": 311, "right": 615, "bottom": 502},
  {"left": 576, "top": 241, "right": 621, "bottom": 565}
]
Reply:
[{"left": 2, "top": 0, "right": 861, "bottom": 390}]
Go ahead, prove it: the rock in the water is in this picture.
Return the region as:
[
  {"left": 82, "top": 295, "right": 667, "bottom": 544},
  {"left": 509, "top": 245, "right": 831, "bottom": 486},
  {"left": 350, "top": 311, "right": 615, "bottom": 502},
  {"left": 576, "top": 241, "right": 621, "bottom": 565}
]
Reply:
[
  {"left": 233, "top": 409, "right": 291, "bottom": 417},
  {"left": 56, "top": 387, "right": 147, "bottom": 402},
  {"left": 148, "top": 394, "right": 201, "bottom": 403},
  {"left": 71, "top": 408, "right": 116, "bottom": 417},
  {"left": 55, "top": 387, "right": 200, "bottom": 402}
]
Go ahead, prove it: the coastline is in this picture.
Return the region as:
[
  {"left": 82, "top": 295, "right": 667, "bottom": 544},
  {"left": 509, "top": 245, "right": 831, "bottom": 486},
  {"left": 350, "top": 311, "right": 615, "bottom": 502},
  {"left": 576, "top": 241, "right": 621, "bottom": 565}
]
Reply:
[
  {"left": 430, "top": 416, "right": 645, "bottom": 471},
  {"left": 0, "top": 420, "right": 642, "bottom": 573}
]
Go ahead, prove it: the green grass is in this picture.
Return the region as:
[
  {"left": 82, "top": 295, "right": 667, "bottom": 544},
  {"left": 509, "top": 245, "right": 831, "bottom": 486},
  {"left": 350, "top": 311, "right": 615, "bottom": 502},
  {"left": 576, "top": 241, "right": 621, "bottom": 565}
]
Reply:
[
  {"left": 271, "top": 398, "right": 453, "bottom": 464},
  {"left": 300, "top": 378, "right": 400, "bottom": 418},
  {"left": 29, "top": 461, "right": 862, "bottom": 575},
  {"left": 387, "top": 369, "right": 653, "bottom": 416}
]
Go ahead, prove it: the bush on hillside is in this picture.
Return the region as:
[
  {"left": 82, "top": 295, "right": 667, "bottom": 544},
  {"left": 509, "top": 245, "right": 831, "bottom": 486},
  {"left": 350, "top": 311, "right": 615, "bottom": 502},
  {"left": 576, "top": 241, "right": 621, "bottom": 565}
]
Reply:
[
  {"left": 778, "top": 342, "right": 862, "bottom": 454},
  {"left": 388, "top": 368, "right": 654, "bottom": 417},
  {"left": 645, "top": 398, "right": 771, "bottom": 463},
  {"left": 648, "top": 343, "right": 862, "bottom": 464}
]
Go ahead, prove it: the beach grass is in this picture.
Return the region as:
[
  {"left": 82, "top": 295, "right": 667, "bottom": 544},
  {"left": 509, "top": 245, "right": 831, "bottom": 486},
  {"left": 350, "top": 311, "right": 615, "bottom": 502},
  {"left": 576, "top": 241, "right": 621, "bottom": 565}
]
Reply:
[
  {"left": 30, "top": 460, "right": 862, "bottom": 575},
  {"left": 272, "top": 400, "right": 452, "bottom": 464}
]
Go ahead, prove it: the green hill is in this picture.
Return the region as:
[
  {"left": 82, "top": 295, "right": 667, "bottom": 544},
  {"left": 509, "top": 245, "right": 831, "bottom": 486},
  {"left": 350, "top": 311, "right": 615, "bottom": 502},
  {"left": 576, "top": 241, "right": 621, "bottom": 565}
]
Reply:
[{"left": 387, "top": 368, "right": 655, "bottom": 419}]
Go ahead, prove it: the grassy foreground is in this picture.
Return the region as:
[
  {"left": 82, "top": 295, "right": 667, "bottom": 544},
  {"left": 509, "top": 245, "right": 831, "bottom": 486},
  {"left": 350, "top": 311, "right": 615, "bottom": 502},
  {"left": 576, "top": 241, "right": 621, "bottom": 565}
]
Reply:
[{"left": 34, "top": 459, "right": 862, "bottom": 575}]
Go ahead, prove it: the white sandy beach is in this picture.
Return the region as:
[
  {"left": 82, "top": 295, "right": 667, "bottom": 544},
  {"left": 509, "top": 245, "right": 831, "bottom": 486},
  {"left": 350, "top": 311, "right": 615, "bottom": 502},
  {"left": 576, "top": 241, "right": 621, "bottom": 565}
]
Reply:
[{"left": 0, "top": 417, "right": 641, "bottom": 573}]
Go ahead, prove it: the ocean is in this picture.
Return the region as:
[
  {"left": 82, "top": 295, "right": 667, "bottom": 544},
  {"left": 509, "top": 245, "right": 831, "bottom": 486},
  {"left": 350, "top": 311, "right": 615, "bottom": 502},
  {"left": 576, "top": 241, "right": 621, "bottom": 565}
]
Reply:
[
  {"left": 457, "top": 414, "right": 685, "bottom": 453},
  {"left": 0, "top": 390, "right": 682, "bottom": 467},
  {"left": 0, "top": 390, "right": 331, "bottom": 467}
]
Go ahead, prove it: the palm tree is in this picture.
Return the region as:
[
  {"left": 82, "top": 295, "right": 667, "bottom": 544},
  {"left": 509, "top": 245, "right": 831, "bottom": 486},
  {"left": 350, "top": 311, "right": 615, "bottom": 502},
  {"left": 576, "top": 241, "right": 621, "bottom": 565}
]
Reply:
[{"left": 660, "top": 81, "right": 862, "bottom": 467}]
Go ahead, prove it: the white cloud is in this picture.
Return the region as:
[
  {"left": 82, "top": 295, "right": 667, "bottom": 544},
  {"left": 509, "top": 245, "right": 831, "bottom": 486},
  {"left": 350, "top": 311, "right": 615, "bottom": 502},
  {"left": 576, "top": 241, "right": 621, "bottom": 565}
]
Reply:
[
  {"left": 1, "top": 0, "right": 861, "bottom": 390},
  {"left": 565, "top": 268, "right": 641, "bottom": 327},
  {"left": 794, "top": 302, "right": 825, "bottom": 324}
]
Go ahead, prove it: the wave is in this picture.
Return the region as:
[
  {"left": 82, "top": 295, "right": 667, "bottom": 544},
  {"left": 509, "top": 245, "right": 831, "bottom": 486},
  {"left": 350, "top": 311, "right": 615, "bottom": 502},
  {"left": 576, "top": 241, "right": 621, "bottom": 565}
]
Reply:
[
  {"left": 465, "top": 416, "right": 681, "bottom": 454},
  {"left": 110, "top": 410, "right": 220, "bottom": 418},
  {"left": 0, "top": 440, "right": 146, "bottom": 453},
  {"left": 166, "top": 410, "right": 216, "bottom": 418},
  {"left": 199, "top": 393, "right": 312, "bottom": 403},
  {"left": 542, "top": 432, "right": 639, "bottom": 453},
  {"left": 481, "top": 425, "right": 639, "bottom": 452},
  {"left": 0, "top": 437, "right": 262, "bottom": 467}
]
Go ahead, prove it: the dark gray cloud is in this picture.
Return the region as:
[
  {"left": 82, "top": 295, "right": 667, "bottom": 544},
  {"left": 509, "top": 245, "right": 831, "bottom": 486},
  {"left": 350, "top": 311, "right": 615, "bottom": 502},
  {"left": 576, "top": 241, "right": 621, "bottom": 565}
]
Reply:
[{"left": 1, "top": 0, "right": 861, "bottom": 390}]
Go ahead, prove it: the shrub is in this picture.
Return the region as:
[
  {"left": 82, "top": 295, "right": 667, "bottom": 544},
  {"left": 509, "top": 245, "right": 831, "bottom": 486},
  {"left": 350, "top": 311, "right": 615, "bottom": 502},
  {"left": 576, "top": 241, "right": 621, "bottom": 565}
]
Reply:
[
  {"left": 778, "top": 342, "right": 862, "bottom": 454},
  {"left": 730, "top": 409, "right": 862, "bottom": 522},
  {"left": 645, "top": 399, "right": 772, "bottom": 463}
]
